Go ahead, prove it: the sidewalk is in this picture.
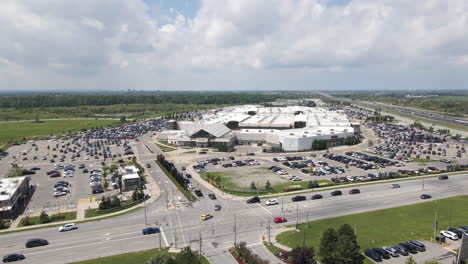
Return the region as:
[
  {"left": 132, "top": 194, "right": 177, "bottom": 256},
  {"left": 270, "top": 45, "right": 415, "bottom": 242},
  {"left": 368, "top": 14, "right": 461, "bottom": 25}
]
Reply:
[{"left": 2, "top": 170, "right": 161, "bottom": 233}]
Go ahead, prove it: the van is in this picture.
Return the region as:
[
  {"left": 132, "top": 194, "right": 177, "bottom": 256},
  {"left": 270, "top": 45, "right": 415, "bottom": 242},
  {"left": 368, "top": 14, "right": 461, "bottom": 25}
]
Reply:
[
  {"left": 409, "top": 240, "right": 426, "bottom": 252},
  {"left": 26, "top": 238, "right": 49, "bottom": 248}
]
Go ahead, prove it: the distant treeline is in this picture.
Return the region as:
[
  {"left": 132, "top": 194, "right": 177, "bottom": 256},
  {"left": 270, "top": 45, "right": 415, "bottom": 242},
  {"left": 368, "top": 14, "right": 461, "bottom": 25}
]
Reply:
[{"left": 0, "top": 93, "right": 303, "bottom": 108}]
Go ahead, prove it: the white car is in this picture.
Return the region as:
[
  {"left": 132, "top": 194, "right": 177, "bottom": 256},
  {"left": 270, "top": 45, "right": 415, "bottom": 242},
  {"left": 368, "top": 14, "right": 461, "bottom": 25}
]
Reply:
[
  {"left": 440, "top": 230, "right": 458, "bottom": 240},
  {"left": 390, "top": 184, "right": 401, "bottom": 188},
  {"left": 187, "top": 183, "right": 195, "bottom": 190},
  {"left": 54, "top": 191, "right": 67, "bottom": 197},
  {"left": 292, "top": 177, "right": 302, "bottom": 182},
  {"left": 59, "top": 223, "right": 78, "bottom": 232},
  {"left": 265, "top": 199, "right": 278, "bottom": 206},
  {"left": 277, "top": 170, "right": 288, "bottom": 175},
  {"left": 85, "top": 156, "right": 89, "bottom": 160}
]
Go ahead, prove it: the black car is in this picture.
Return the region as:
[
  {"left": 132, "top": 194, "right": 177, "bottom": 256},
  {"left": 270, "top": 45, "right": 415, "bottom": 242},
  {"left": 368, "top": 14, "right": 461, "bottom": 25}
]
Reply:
[
  {"left": 364, "top": 248, "right": 382, "bottom": 262},
  {"left": 185, "top": 174, "right": 192, "bottom": 178},
  {"left": 292, "top": 195, "right": 306, "bottom": 202},
  {"left": 194, "top": 190, "right": 203, "bottom": 197},
  {"left": 420, "top": 194, "right": 432, "bottom": 199},
  {"left": 331, "top": 190, "right": 342, "bottom": 196},
  {"left": 448, "top": 227, "right": 463, "bottom": 238},
  {"left": 399, "top": 242, "right": 418, "bottom": 254},
  {"left": 438, "top": 175, "right": 448, "bottom": 180},
  {"left": 392, "top": 245, "right": 409, "bottom": 256},
  {"left": 373, "top": 248, "right": 390, "bottom": 259},
  {"left": 208, "top": 194, "right": 217, "bottom": 200},
  {"left": 92, "top": 187, "right": 104, "bottom": 194},
  {"left": 409, "top": 240, "right": 426, "bottom": 252},
  {"left": 30, "top": 167, "right": 41, "bottom": 171},
  {"left": 247, "top": 196, "right": 260, "bottom": 203},
  {"left": 311, "top": 194, "right": 323, "bottom": 200},
  {"left": 146, "top": 164, "right": 151, "bottom": 168},
  {"left": 2, "top": 254, "right": 25, "bottom": 263},
  {"left": 25, "top": 238, "right": 48, "bottom": 248}
]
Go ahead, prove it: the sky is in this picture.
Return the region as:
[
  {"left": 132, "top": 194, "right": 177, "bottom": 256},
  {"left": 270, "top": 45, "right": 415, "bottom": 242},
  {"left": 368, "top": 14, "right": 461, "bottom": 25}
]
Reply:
[{"left": 1, "top": 0, "right": 467, "bottom": 92}]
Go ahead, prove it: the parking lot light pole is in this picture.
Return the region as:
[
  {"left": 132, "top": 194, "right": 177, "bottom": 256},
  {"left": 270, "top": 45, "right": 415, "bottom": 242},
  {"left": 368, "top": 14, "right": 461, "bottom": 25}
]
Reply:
[{"left": 296, "top": 204, "right": 299, "bottom": 229}]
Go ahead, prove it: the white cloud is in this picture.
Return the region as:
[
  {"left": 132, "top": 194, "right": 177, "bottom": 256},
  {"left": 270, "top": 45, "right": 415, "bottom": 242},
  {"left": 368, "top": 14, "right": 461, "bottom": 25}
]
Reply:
[{"left": 0, "top": 0, "right": 467, "bottom": 91}]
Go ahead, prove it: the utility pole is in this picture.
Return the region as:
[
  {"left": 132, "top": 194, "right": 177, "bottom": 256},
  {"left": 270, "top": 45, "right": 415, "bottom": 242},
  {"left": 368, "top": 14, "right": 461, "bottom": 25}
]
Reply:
[
  {"left": 448, "top": 207, "right": 453, "bottom": 229},
  {"left": 165, "top": 191, "right": 168, "bottom": 209},
  {"left": 159, "top": 230, "right": 162, "bottom": 248},
  {"left": 267, "top": 219, "right": 271, "bottom": 244},
  {"left": 422, "top": 177, "right": 425, "bottom": 191},
  {"left": 296, "top": 204, "right": 299, "bottom": 229},
  {"left": 189, "top": 233, "right": 192, "bottom": 248},
  {"left": 211, "top": 223, "right": 214, "bottom": 236},
  {"left": 199, "top": 232, "right": 202, "bottom": 253},
  {"left": 281, "top": 195, "right": 284, "bottom": 213},
  {"left": 306, "top": 211, "right": 309, "bottom": 227},
  {"left": 234, "top": 214, "right": 237, "bottom": 245},
  {"left": 144, "top": 198, "right": 147, "bottom": 225},
  {"left": 174, "top": 228, "right": 177, "bottom": 249}
]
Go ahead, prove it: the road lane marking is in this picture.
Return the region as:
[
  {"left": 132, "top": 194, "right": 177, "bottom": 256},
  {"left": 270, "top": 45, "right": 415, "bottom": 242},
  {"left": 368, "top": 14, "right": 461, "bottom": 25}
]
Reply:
[
  {"left": 255, "top": 203, "right": 272, "bottom": 216},
  {"left": 443, "top": 247, "right": 458, "bottom": 254},
  {"left": 160, "top": 227, "right": 169, "bottom": 246}
]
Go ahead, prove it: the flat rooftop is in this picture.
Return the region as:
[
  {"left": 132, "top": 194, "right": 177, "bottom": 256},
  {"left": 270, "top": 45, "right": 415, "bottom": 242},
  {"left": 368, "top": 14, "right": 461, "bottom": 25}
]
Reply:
[{"left": 0, "top": 176, "right": 27, "bottom": 201}]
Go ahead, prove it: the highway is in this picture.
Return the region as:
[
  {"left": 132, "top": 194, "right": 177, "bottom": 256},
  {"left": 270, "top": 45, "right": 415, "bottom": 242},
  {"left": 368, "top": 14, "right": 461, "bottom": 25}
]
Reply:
[{"left": 1, "top": 137, "right": 468, "bottom": 264}]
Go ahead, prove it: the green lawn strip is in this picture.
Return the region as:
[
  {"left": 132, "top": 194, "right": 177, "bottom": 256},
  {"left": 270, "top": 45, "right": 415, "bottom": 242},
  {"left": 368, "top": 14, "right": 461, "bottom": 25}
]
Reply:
[
  {"left": 85, "top": 199, "right": 145, "bottom": 218},
  {"left": 263, "top": 241, "right": 286, "bottom": 255},
  {"left": 412, "top": 158, "right": 439, "bottom": 163},
  {"left": 18, "top": 211, "right": 77, "bottom": 227},
  {"left": 155, "top": 160, "right": 195, "bottom": 200},
  {"left": 0, "top": 119, "right": 119, "bottom": 145},
  {"left": 155, "top": 142, "right": 176, "bottom": 152},
  {"left": 67, "top": 247, "right": 209, "bottom": 264},
  {"left": 276, "top": 195, "right": 468, "bottom": 258}
]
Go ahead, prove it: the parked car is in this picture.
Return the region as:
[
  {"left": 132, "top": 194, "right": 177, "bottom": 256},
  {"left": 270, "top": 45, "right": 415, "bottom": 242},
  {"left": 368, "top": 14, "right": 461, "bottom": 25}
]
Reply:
[
  {"left": 265, "top": 199, "right": 278, "bottom": 206},
  {"left": 273, "top": 217, "right": 287, "bottom": 223},
  {"left": 142, "top": 227, "right": 160, "bottom": 235},
  {"left": 349, "top": 189, "right": 360, "bottom": 194},
  {"left": 364, "top": 248, "right": 382, "bottom": 262},
  {"left": 392, "top": 245, "right": 409, "bottom": 256},
  {"left": 331, "top": 190, "right": 342, "bottom": 196},
  {"left": 194, "top": 190, "right": 203, "bottom": 197},
  {"left": 409, "top": 240, "right": 426, "bottom": 252},
  {"left": 247, "top": 196, "right": 260, "bottom": 203},
  {"left": 291, "top": 195, "right": 306, "bottom": 202},
  {"left": 373, "top": 248, "right": 390, "bottom": 259},
  {"left": 444, "top": 229, "right": 461, "bottom": 240},
  {"left": 438, "top": 175, "right": 448, "bottom": 180},
  {"left": 58, "top": 223, "right": 78, "bottom": 232},
  {"left": 208, "top": 194, "right": 217, "bottom": 200},
  {"left": 383, "top": 246, "right": 399, "bottom": 257},
  {"left": 399, "top": 242, "right": 418, "bottom": 254},
  {"left": 25, "top": 238, "right": 49, "bottom": 248},
  {"left": 214, "top": 204, "right": 222, "bottom": 211},
  {"left": 311, "top": 194, "right": 323, "bottom": 200},
  {"left": 2, "top": 254, "right": 25, "bottom": 263},
  {"left": 420, "top": 194, "right": 432, "bottom": 199}
]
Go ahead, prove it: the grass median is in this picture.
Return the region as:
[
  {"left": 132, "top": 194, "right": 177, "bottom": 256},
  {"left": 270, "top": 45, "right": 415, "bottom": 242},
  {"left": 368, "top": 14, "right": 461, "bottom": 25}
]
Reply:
[
  {"left": 155, "top": 160, "right": 195, "bottom": 200},
  {"left": 85, "top": 199, "right": 145, "bottom": 218},
  {"left": 276, "top": 195, "right": 468, "bottom": 261},
  {"left": 67, "top": 248, "right": 210, "bottom": 264},
  {"left": 18, "top": 211, "right": 77, "bottom": 227}
]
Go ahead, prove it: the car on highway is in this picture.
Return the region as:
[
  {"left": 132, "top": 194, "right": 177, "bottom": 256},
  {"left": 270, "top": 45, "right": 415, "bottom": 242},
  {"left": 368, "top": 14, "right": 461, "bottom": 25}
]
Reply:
[
  {"left": 247, "top": 196, "right": 260, "bottom": 203},
  {"left": 214, "top": 204, "right": 222, "bottom": 211},
  {"left": 273, "top": 217, "right": 287, "bottom": 223},
  {"left": 440, "top": 230, "right": 458, "bottom": 240},
  {"left": 187, "top": 183, "right": 195, "bottom": 190},
  {"left": 390, "top": 184, "right": 400, "bottom": 188},
  {"left": 59, "top": 223, "right": 78, "bottom": 232},
  {"left": 208, "top": 194, "right": 217, "bottom": 200},
  {"left": 146, "top": 163, "right": 151, "bottom": 168},
  {"left": 265, "top": 199, "right": 278, "bottom": 206},
  {"left": 331, "top": 190, "right": 342, "bottom": 196},
  {"left": 142, "top": 227, "right": 160, "bottom": 235},
  {"left": 25, "top": 238, "right": 49, "bottom": 248},
  {"left": 311, "top": 194, "right": 323, "bottom": 200},
  {"left": 200, "top": 214, "right": 213, "bottom": 221},
  {"left": 291, "top": 195, "right": 306, "bottom": 202},
  {"left": 438, "top": 175, "right": 448, "bottom": 180},
  {"left": 420, "top": 194, "right": 432, "bottom": 199},
  {"left": 349, "top": 189, "right": 360, "bottom": 194},
  {"left": 364, "top": 248, "right": 382, "bottom": 262},
  {"left": 2, "top": 253, "right": 25, "bottom": 263}
]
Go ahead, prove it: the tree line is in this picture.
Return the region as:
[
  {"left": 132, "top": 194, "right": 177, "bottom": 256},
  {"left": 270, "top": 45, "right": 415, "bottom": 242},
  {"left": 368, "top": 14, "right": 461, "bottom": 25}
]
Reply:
[
  {"left": 0, "top": 93, "right": 303, "bottom": 108},
  {"left": 156, "top": 154, "right": 188, "bottom": 190}
]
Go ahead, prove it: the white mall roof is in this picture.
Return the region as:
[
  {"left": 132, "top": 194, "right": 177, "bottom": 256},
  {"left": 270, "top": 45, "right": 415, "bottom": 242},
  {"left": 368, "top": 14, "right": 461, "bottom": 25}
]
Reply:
[{"left": 0, "top": 177, "right": 27, "bottom": 202}]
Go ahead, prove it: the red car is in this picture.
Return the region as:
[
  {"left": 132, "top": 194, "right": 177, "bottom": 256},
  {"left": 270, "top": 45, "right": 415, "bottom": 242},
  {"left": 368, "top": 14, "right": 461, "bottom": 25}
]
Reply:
[
  {"left": 49, "top": 172, "right": 61, "bottom": 178},
  {"left": 274, "top": 217, "right": 287, "bottom": 223},
  {"left": 349, "top": 189, "right": 360, "bottom": 194}
]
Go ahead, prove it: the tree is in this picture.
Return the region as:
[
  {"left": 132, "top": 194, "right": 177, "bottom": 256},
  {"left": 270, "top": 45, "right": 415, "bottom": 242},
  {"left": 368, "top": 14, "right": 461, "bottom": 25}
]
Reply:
[
  {"left": 111, "top": 195, "right": 121, "bottom": 208},
  {"left": 319, "top": 228, "right": 339, "bottom": 264},
  {"left": 39, "top": 211, "right": 50, "bottom": 224},
  {"left": 146, "top": 254, "right": 176, "bottom": 264},
  {"left": 283, "top": 247, "right": 317, "bottom": 264},
  {"left": 175, "top": 247, "right": 203, "bottom": 264},
  {"left": 250, "top": 181, "right": 257, "bottom": 190},
  {"left": 424, "top": 261, "right": 439, "bottom": 264},
  {"left": 368, "top": 140, "right": 374, "bottom": 147},
  {"left": 336, "top": 224, "right": 360, "bottom": 264},
  {"left": 406, "top": 256, "right": 417, "bottom": 264},
  {"left": 265, "top": 180, "right": 272, "bottom": 190}
]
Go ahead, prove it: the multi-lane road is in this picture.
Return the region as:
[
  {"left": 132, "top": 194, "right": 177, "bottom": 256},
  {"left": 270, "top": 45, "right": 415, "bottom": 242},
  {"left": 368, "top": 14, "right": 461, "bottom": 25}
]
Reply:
[{"left": 1, "top": 137, "right": 468, "bottom": 264}]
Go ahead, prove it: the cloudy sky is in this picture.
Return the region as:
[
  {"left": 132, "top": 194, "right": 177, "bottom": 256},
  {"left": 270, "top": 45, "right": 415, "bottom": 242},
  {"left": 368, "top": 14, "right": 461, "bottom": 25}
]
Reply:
[{"left": 1, "top": 0, "right": 467, "bottom": 91}]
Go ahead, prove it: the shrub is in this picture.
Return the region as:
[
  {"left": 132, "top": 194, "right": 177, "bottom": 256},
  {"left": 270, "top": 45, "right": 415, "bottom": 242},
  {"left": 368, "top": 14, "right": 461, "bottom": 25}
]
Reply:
[{"left": 283, "top": 185, "right": 303, "bottom": 192}]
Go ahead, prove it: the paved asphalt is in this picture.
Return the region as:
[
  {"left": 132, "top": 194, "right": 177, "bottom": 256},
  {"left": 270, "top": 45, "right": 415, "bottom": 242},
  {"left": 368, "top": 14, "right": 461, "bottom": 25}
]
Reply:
[{"left": 1, "top": 134, "right": 468, "bottom": 263}]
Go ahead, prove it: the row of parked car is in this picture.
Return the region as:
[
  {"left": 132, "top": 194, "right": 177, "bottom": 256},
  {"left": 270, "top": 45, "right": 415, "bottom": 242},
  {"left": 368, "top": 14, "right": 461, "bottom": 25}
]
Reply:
[
  {"left": 345, "top": 151, "right": 398, "bottom": 167},
  {"left": 365, "top": 240, "right": 426, "bottom": 262},
  {"left": 323, "top": 153, "right": 377, "bottom": 170}
]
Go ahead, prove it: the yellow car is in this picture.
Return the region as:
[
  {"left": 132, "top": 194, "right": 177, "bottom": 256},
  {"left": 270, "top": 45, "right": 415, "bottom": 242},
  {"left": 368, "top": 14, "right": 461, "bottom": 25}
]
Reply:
[{"left": 200, "top": 214, "right": 213, "bottom": 221}]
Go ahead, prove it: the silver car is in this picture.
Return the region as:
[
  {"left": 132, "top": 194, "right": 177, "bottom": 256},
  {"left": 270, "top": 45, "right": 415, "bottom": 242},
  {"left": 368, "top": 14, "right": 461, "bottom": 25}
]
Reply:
[{"left": 383, "top": 246, "right": 399, "bottom": 257}]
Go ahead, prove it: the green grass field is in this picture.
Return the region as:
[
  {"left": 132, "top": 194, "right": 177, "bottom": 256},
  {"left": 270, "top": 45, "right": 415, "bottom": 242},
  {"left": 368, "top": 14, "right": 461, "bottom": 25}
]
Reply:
[
  {"left": 0, "top": 119, "right": 119, "bottom": 146},
  {"left": 276, "top": 195, "right": 468, "bottom": 257},
  {"left": 155, "top": 142, "right": 177, "bottom": 152},
  {"left": 18, "top": 211, "right": 77, "bottom": 227},
  {"left": 67, "top": 248, "right": 209, "bottom": 264}
]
